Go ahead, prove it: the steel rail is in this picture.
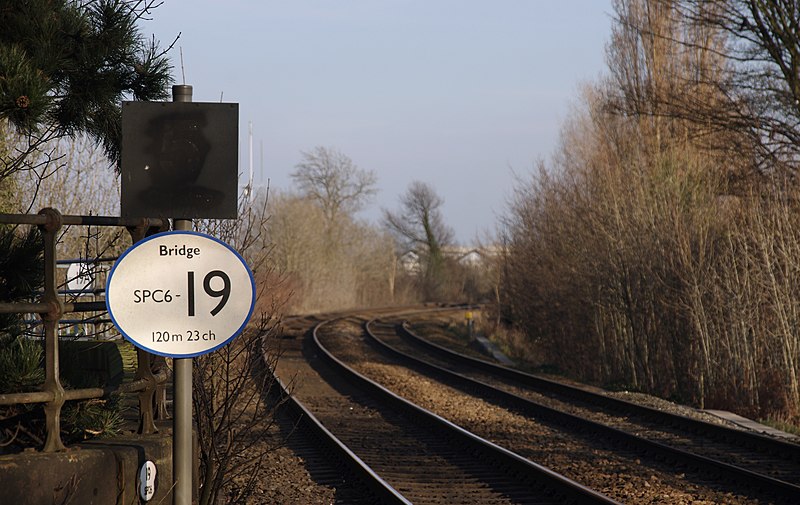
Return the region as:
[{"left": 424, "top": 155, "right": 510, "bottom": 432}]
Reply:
[
  {"left": 398, "top": 321, "right": 800, "bottom": 463},
  {"left": 270, "top": 370, "right": 412, "bottom": 505},
  {"left": 365, "top": 319, "right": 800, "bottom": 501},
  {"left": 312, "top": 315, "right": 622, "bottom": 505}
]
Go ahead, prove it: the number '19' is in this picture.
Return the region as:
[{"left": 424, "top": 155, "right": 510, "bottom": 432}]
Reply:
[{"left": 187, "top": 270, "right": 231, "bottom": 317}]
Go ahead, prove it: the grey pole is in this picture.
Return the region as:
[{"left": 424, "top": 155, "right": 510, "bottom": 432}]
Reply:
[{"left": 172, "top": 84, "right": 194, "bottom": 505}]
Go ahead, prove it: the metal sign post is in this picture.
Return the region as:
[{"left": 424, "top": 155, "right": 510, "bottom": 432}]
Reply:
[
  {"left": 172, "top": 84, "right": 192, "bottom": 505},
  {"left": 106, "top": 229, "right": 255, "bottom": 505},
  {"left": 116, "top": 84, "right": 244, "bottom": 505},
  {"left": 173, "top": 219, "right": 192, "bottom": 505}
]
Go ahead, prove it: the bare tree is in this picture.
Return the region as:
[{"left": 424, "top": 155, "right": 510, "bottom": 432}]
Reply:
[
  {"left": 191, "top": 191, "right": 292, "bottom": 504},
  {"left": 608, "top": 0, "right": 800, "bottom": 176},
  {"left": 291, "top": 146, "right": 377, "bottom": 225},
  {"left": 383, "top": 181, "right": 455, "bottom": 300},
  {"left": 193, "top": 315, "right": 283, "bottom": 505},
  {"left": 497, "top": 0, "right": 800, "bottom": 422},
  {"left": 264, "top": 190, "right": 396, "bottom": 312},
  {"left": 14, "top": 135, "right": 121, "bottom": 217},
  {"left": 383, "top": 181, "right": 454, "bottom": 252},
  {"left": 604, "top": 0, "right": 744, "bottom": 164},
  {"left": 680, "top": 0, "right": 800, "bottom": 171}
]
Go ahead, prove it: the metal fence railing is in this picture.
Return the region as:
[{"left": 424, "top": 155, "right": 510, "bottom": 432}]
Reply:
[{"left": 0, "top": 208, "right": 171, "bottom": 452}]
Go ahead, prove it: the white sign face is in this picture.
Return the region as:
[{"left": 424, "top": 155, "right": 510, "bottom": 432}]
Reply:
[
  {"left": 106, "top": 231, "right": 255, "bottom": 358},
  {"left": 139, "top": 460, "right": 157, "bottom": 501},
  {"left": 66, "top": 262, "right": 94, "bottom": 293}
]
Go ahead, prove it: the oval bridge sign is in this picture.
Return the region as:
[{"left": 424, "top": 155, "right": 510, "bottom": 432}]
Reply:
[{"left": 106, "top": 231, "right": 255, "bottom": 358}]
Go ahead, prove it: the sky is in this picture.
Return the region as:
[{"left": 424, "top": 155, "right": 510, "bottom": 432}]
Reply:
[{"left": 144, "top": 1, "right": 614, "bottom": 244}]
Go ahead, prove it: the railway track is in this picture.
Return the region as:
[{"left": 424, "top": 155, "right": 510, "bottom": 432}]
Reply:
[
  {"left": 266, "top": 315, "right": 390, "bottom": 504},
  {"left": 272, "top": 309, "right": 620, "bottom": 504},
  {"left": 354, "top": 314, "right": 800, "bottom": 504},
  {"left": 271, "top": 307, "right": 799, "bottom": 503},
  {"left": 387, "top": 318, "right": 800, "bottom": 485}
]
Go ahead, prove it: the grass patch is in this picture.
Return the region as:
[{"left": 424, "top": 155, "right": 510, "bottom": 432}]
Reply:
[{"left": 758, "top": 417, "right": 800, "bottom": 437}]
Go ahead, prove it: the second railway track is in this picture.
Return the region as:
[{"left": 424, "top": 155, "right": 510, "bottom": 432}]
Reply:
[{"left": 384, "top": 317, "right": 800, "bottom": 488}]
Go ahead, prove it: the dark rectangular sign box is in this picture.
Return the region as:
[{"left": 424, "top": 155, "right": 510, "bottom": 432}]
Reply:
[{"left": 121, "top": 101, "right": 239, "bottom": 219}]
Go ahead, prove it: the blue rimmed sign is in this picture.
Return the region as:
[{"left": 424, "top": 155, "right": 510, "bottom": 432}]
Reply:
[{"left": 106, "top": 231, "right": 255, "bottom": 358}]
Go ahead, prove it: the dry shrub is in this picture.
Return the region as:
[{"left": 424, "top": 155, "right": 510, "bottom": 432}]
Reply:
[
  {"left": 265, "top": 191, "right": 397, "bottom": 313},
  {"left": 252, "top": 269, "right": 293, "bottom": 317},
  {"left": 501, "top": 0, "right": 800, "bottom": 423},
  {"left": 502, "top": 90, "right": 800, "bottom": 421},
  {"left": 193, "top": 313, "right": 284, "bottom": 505},
  {"left": 695, "top": 194, "right": 800, "bottom": 418}
]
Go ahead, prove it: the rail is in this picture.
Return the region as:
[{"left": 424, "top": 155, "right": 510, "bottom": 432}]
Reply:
[
  {"left": 312, "top": 314, "right": 621, "bottom": 504},
  {"left": 0, "top": 208, "right": 170, "bottom": 452}
]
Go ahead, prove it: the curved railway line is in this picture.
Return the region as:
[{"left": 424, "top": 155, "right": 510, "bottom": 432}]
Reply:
[
  {"left": 388, "top": 319, "right": 800, "bottom": 485},
  {"left": 273, "top": 310, "right": 618, "bottom": 504},
  {"left": 269, "top": 307, "right": 799, "bottom": 504}
]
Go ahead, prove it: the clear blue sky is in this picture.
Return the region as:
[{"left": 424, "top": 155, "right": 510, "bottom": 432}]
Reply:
[{"left": 145, "top": 1, "right": 613, "bottom": 243}]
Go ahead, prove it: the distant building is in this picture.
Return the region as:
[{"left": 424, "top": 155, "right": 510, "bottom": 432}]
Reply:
[
  {"left": 396, "top": 245, "right": 501, "bottom": 274},
  {"left": 398, "top": 250, "right": 422, "bottom": 275}
]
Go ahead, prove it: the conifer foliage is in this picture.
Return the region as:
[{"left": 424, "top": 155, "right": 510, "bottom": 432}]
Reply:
[
  {"left": 0, "top": 0, "right": 173, "bottom": 166},
  {"left": 0, "top": 0, "right": 173, "bottom": 452}
]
